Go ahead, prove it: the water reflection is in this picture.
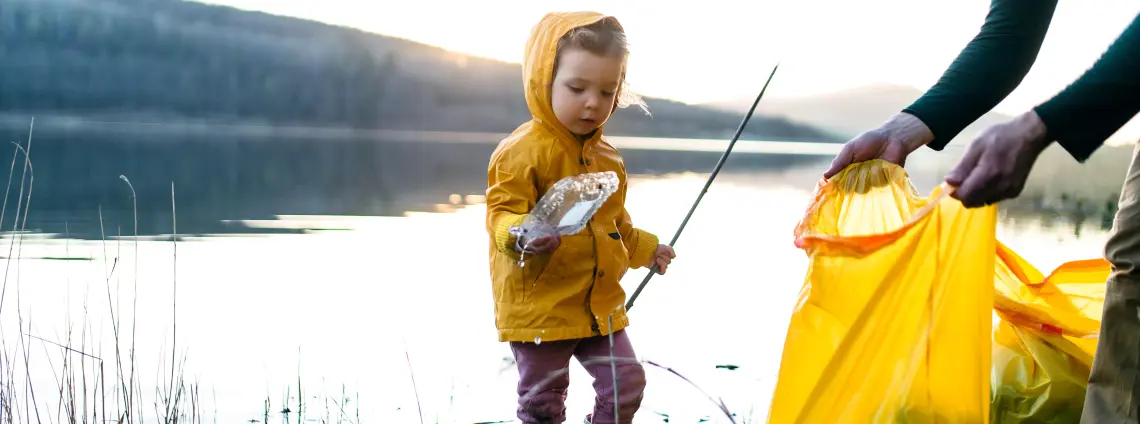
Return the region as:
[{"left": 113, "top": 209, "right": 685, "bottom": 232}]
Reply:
[
  {"left": 0, "top": 122, "right": 835, "bottom": 240},
  {"left": 1, "top": 120, "right": 1126, "bottom": 241},
  {"left": 0, "top": 120, "right": 1133, "bottom": 423},
  {"left": 1001, "top": 192, "right": 1118, "bottom": 238}
]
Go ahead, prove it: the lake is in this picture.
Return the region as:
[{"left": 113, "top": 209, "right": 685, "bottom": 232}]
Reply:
[{"left": 0, "top": 119, "right": 1132, "bottom": 424}]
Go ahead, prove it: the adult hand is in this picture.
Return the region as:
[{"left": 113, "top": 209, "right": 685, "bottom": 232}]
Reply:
[
  {"left": 824, "top": 113, "right": 935, "bottom": 179},
  {"left": 945, "top": 110, "right": 1052, "bottom": 208}
]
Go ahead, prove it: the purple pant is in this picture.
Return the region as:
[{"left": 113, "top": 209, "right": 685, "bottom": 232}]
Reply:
[{"left": 510, "top": 329, "right": 646, "bottom": 424}]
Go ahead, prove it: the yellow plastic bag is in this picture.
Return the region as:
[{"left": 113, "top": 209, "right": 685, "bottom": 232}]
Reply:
[
  {"left": 769, "top": 160, "right": 995, "bottom": 423},
  {"left": 991, "top": 244, "right": 1107, "bottom": 423},
  {"left": 767, "top": 159, "right": 1111, "bottom": 424}
]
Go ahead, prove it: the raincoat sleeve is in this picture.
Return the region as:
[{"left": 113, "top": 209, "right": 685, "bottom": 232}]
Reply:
[
  {"left": 617, "top": 208, "right": 659, "bottom": 270},
  {"left": 486, "top": 151, "right": 540, "bottom": 259},
  {"left": 614, "top": 173, "right": 659, "bottom": 269}
]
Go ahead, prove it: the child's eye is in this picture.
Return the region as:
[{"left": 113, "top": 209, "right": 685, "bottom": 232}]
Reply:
[
  {"left": 567, "top": 85, "right": 585, "bottom": 93},
  {"left": 601, "top": 91, "right": 615, "bottom": 97}
]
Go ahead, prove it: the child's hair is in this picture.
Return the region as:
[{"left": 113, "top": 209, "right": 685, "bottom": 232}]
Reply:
[{"left": 553, "top": 17, "right": 650, "bottom": 115}]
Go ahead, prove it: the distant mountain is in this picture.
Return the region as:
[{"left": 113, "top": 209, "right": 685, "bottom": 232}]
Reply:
[
  {"left": 0, "top": 0, "right": 842, "bottom": 142},
  {"left": 705, "top": 83, "right": 1013, "bottom": 143}
]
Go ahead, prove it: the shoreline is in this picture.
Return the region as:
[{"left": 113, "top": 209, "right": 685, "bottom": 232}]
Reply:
[{"left": 0, "top": 112, "right": 844, "bottom": 154}]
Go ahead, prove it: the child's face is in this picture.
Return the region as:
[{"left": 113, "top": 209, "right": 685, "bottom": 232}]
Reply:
[{"left": 551, "top": 48, "right": 624, "bottom": 136}]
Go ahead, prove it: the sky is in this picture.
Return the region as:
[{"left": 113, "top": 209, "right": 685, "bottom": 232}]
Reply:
[{"left": 201, "top": 0, "right": 1140, "bottom": 140}]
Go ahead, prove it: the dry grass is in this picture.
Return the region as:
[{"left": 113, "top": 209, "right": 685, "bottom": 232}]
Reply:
[
  {"left": 0, "top": 120, "right": 368, "bottom": 424},
  {"left": 0, "top": 119, "right": 200, "bottom": 424}
]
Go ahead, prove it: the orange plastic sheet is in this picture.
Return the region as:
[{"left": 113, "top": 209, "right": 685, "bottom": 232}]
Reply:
[{"left": 767, "top": 160, "right": 1109, "bottom": 424}]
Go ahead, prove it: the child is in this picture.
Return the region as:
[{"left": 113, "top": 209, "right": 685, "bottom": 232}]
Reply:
[{"left": 484, "top": 11, "right": 676, "bottom": 424}]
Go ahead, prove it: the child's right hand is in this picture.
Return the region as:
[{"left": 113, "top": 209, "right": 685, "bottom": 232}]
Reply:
[
  {"left": 520, "top": 234, "right": 561, "bottom": 255},
  {"left": 646, "top": 244, "right": 676, "bottom": 275}
]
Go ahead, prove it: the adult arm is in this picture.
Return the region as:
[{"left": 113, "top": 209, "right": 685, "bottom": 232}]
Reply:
[
  {"left": 903, "top": 0, "right": 1060, "bottom": 150},
  {"left": 1034, "top": 14, "right": 1140, "bottom": 162}
]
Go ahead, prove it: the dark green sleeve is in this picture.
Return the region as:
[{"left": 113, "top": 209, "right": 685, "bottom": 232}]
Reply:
[
  {"left": 902, "top": 0, "right": 1059, "bottom": 150},
  {"left": 1034, "top": 14, "right": 1140, "bottom": 163}
]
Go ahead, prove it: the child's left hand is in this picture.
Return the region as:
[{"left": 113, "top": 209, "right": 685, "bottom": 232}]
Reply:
[{"left": 645, "top": 244, "right": 676, "bottom": 275}]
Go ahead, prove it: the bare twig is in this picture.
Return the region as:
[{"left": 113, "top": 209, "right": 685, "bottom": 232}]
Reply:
[
  {"left": 24, "top": 333, "right": 103, "bottom": 362},
  {"left": 119, "top": 175, "right": 139, "bottom": 424},
  {"left": 168, "top": 181, "right": 178, "bottom": 422},
  {"left": 98, "top": 206, "right": 129, "bottom": 414},
  {"left": 608, "top": 315, "right": 619, "bottom": 424},
  {"left": 21, "top": 315, "right": 44, "bottom": 424},
  {"left": 0, "top": 118, "right": 33, "bottom": 316},
  {"left": 402, "top": 338, "right": 424, "bottom": 424}
]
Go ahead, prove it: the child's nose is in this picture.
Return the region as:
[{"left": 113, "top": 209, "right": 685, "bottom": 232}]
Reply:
[{"left": 585, "top": 96, "right": 598, "bottom": 110}]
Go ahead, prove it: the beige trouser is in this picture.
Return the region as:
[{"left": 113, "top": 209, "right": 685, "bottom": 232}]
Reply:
[{"left": 1083, "top": 144, "right": 1140, "bottom": 422}]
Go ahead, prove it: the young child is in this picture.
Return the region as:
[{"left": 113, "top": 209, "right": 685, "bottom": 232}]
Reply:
[{"left": 484, "top": 11, "right": 676, "bottom": 424}]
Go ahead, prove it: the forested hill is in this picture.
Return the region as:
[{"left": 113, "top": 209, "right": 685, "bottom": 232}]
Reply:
[{"left": 0, "top": 0, "right": 842, "bottom": 142}]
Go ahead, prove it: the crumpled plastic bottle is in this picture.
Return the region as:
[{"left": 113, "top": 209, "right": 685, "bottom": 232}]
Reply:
[{"left": 510, "top": 171, "right": 619, "bottom": 267}]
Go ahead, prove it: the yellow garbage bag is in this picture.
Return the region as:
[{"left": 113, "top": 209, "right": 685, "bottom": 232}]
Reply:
[
  {"left": 767, "top": 159, "right": 1112, "bottom": 424},
  {"left": 769, "top": 159, "right": 996, "bottom": 423},
  {"left": 991, "top": 244, "right": 1107, "bottom": 423}
]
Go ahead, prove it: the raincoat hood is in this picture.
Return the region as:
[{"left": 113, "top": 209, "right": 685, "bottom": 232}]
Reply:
[{"left": 522, "top": 11, "right": 620, "bottom": 142}]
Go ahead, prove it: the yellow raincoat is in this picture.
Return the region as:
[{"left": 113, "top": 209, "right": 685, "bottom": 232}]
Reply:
[{"left": 485, "top": 12, "right": 660, "bottom": 343}]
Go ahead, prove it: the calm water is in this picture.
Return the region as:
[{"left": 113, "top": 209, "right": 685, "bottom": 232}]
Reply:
[{"left": 0, "top": 124, "right": 1130, "bottom": 423}]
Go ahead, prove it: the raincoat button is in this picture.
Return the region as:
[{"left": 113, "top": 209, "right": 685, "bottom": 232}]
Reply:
[
  {"left": 579, "top": 158, "right": 585, "bottom": 165},
  {"left": 585, "top": 159, "right": 592, "bottom": 166},
  {"left": 598, "top": 269, "right": 605, "bottom": 277}
]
